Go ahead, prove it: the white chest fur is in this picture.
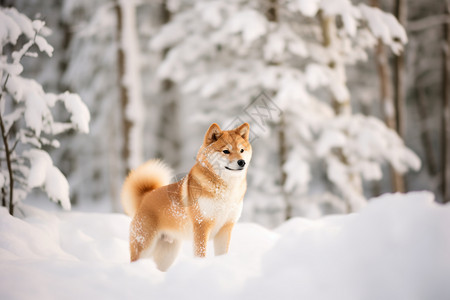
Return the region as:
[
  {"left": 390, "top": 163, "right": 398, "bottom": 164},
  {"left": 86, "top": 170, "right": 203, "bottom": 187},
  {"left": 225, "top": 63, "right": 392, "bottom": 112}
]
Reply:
[{"left": 197, "top": 177, "right": 245, "bottom": 237}]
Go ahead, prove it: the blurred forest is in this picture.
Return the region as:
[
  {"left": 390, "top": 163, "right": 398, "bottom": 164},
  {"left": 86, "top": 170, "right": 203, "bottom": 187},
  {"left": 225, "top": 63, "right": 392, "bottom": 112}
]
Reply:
[{"left": 2, "top": 0, "right": 449, "bottom": 227}]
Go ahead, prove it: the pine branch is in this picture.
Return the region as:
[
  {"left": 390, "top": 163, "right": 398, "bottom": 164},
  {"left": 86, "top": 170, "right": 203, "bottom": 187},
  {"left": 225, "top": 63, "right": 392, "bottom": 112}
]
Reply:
[{"left": 0, "top": 29, "right": 39, "bottom": 215}]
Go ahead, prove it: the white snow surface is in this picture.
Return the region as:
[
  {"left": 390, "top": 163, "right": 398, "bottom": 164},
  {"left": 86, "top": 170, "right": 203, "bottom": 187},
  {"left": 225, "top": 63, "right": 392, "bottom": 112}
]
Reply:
[{"left": 1, "top": 191, "right": 449, "bottom": 300}]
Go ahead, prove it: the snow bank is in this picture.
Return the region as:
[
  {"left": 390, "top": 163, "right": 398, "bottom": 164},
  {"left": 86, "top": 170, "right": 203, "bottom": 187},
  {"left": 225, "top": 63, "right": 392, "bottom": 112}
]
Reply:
[{"left": 1, "top": 192, "right": 449, "bottom": 300}]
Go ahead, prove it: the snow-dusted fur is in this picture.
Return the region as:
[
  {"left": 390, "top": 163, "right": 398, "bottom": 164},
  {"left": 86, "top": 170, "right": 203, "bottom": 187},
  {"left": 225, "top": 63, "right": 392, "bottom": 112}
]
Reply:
[{"left": 121, "top": 159, "right": 173, "bottom": 217}]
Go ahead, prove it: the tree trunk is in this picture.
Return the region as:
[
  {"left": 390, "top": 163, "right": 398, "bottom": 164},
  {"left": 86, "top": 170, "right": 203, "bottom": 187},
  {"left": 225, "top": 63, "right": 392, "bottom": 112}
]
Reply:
[
  {"left": 115, "top": 3, "right": 132, "bottom": 175},
  {"left": 278, "top": 113, "right": 292, "bottom": 220},
  {"left": 319, "top": 10, "right": 365, "bottom": 212},
  {"left": 2, "top": 188, "right": 6, "bottom": 208},
  {"left": 318, "top": 11, "right": 351, "bottom": 115},
  {"left": 57, "top": 17, "right": 72, "bottom": 93},
  {"left": 265, "top": 0, "right": 278, "bottom": 22},
  {"left": 375, "top": 41, "right": 396, "bottom": 129},
  {"left": 264, "top": 0, "right": 292, "bottom": 219},
  {"left": 371, "top": 0, "right": 405, "bottom": 193},
  {"left": 155, "top": 0, "right": 181, "bottom": 170},
  {"left": 115, "top": 1, "right": 143, "bottom": 176},
  {"left": 394, "top": 0, "right": 407, "bottom": 137},
  {"left": 442, "top": 0, "right": 450, "bottom": 203},
  {"left": 416, "top": 88, "right": 437, "bottom": 176},
  {"left": 359, "top": 101, "right": 382, "bottom": 198}
]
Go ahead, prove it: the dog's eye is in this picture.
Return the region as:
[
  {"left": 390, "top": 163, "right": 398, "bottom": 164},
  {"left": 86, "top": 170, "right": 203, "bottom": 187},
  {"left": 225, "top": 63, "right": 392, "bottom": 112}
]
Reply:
[
  {"left": 223, "top": 150, "right": 230, "bottom": 154},
  {"left": 240, "top": 149, "right": 244, "bottom": 153}
]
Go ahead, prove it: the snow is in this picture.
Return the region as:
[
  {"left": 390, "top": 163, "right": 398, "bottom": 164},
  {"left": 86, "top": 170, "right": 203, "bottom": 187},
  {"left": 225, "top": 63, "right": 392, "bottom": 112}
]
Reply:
[
  {"left": 264, "top": 31, "right": 285, "bottom": 62},
  {"left": 24, "top": 149, "right": 71, "bottom": 210},
  {"left": 305, "top": 64, "right": 330, "bottom": 90},
  {"left": 143, "top": 0, "right": 416, "bottom": 221},
  {"left": 7, "top": 77, "right": 89, "bottom": 137},
  {"left": 6, "top": 77, "right": 89, "bottom": 138},
  {"left": 320, "top": 0, "right": 360, "bottom": 37},
  {"left": 20, "top": 79, "right": 51, "bottom": 136},
  {"left": 0, "top": 60, "right": 23, "bottom": 76},
  {"left": 58, "top": 92, "right": 91, "bottom": 134},
  {"left": 199, "top": 1, "right": 225, "bottom": 28},
  {"left": 358, "top": 4, "right": 407, "bottom": 55},
  {"left": 317, "top": 114, "right": 421, "bottom": 178},
  {"left": 283, "top": 150, "right": 310, "bottom": 194},
  {"left": 1, "top": 7, "right": 35, "bottom": 40},
  {"left": 292, "top": 0, "right": 320, "bottom": 17},
  {"left": 0, "top": 5, "right": 90, "bottom": 212},
  {"left": 3, "top": 0, "right": 423, "bottom": 233},
  {"left": 224, "top": 9, "right": 267, "bottom": 43},
  {"left": 0, "top": 9, "right": 22, "bottom": 45},
  {"left": 1, "top": 191, "right": 449, "bottom": 299},
  {"left": 34, "top": 35, "right": 54, "bottom": 57}
]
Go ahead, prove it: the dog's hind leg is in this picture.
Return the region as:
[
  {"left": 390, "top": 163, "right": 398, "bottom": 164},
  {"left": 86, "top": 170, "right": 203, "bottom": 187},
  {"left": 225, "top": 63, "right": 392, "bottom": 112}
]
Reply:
[
  {"left": 152, "top": 236, "right": 182, "bottom": 271},
  {"left": 129, "top": 214, "right": 158, "bottom": 262}
]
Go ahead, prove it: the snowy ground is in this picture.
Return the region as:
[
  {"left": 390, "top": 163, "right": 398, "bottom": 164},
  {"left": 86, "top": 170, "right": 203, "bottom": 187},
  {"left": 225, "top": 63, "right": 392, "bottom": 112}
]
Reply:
[{"left": 1, "top": 191, "right": 449, "bottom": 300}]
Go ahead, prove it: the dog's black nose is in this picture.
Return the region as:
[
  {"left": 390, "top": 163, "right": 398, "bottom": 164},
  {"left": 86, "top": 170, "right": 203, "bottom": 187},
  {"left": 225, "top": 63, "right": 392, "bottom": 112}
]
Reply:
[{"left": 237, "top": 159, "right": 246, "bottom": 168}]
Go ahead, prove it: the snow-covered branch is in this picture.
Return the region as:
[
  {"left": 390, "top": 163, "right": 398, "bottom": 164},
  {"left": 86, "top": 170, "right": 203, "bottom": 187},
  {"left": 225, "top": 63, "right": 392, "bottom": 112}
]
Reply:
[{"left": 0, "top": 6, "right": 90, "bottom": 215}]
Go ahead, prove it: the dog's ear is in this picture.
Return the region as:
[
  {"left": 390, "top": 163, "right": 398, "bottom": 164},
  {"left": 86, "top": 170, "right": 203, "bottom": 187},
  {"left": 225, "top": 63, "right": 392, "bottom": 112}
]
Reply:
[
  {"left": 235, "top": 123, "right": 250, "bottom": 141},
  {"left": 204, "top": 123, "right": 222, "bottom": 145}
]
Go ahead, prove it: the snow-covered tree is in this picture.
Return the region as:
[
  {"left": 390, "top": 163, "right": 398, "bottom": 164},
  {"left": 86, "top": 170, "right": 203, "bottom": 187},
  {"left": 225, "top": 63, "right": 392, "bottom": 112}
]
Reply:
[
  {"left": 61, "top": 0, "right": 152, "bottom": 211},
  {"left": 60, "top": 0, "right": 123, "bottom": 210},
  {"left": 7, "top": 0, "right": 66, "bottom": 93},
  {"left": 0, "top": 6, "right": 90, "bottom": 215},
  {"left": 151, "top": 0, "right": 421, "bottom": 225}
]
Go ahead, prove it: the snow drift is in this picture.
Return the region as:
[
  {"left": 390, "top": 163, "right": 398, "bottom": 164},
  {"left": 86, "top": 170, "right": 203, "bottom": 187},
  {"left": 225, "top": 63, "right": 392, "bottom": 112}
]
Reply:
[{"left": 0, "top": 191, "right": 449, "bottom": 300}]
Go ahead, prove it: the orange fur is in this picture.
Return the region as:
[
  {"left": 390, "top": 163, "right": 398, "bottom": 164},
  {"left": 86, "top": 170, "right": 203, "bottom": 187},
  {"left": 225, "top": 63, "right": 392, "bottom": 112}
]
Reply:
[
  {"left": 121, "top": 159, "right": 173, "bottom": 216},
  {"left": 121, "top": 123, "right": 252, "bottom": 271}
]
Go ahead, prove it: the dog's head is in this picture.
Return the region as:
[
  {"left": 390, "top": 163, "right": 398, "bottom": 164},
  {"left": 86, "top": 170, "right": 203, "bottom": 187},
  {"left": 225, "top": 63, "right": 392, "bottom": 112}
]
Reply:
[{"left": 197, "top": 122, "right": 252, "bottom": 177}]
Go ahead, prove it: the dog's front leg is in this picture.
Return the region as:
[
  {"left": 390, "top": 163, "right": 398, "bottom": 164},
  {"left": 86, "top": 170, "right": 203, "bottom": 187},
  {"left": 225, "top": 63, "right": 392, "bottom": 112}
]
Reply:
[
  {"left": 214, "top": 222, "right": 234, "bottom": 256},
  {"left": 193, "top": 221, "right": 213, "bottom": 257}
]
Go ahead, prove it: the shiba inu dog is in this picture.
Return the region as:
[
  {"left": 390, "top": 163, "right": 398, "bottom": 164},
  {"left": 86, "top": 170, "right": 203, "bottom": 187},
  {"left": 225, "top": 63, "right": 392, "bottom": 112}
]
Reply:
[{"left": 121, "top": 122, "right": 252, "bottom": 271}]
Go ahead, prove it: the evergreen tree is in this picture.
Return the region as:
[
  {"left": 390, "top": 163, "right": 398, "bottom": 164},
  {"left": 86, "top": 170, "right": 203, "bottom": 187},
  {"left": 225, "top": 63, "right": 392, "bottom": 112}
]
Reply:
[{"left": 151, "top": 0, "right": 420, "bottom": 225}]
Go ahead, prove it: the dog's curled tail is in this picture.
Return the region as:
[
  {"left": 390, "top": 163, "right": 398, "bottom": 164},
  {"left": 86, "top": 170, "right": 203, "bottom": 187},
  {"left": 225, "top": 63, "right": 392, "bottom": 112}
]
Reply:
[{"left": 121, "top": 159, "right": 173, "bottom": 217}]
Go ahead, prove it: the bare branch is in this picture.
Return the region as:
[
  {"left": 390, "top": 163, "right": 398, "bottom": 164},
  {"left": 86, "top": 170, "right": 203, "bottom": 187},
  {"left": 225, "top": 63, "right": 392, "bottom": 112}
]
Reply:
[
  {"left": 9, "top": 138, "right": 20, "bottom": 154},
  {"left": 408, "top": 15, "right": 450, "bottom": 32}
]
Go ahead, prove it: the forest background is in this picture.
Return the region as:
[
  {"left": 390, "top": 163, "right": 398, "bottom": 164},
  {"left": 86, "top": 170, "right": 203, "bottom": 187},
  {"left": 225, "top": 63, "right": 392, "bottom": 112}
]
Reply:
[{"left": 1, "top": 0, "right": 449, "bottom": 228}]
